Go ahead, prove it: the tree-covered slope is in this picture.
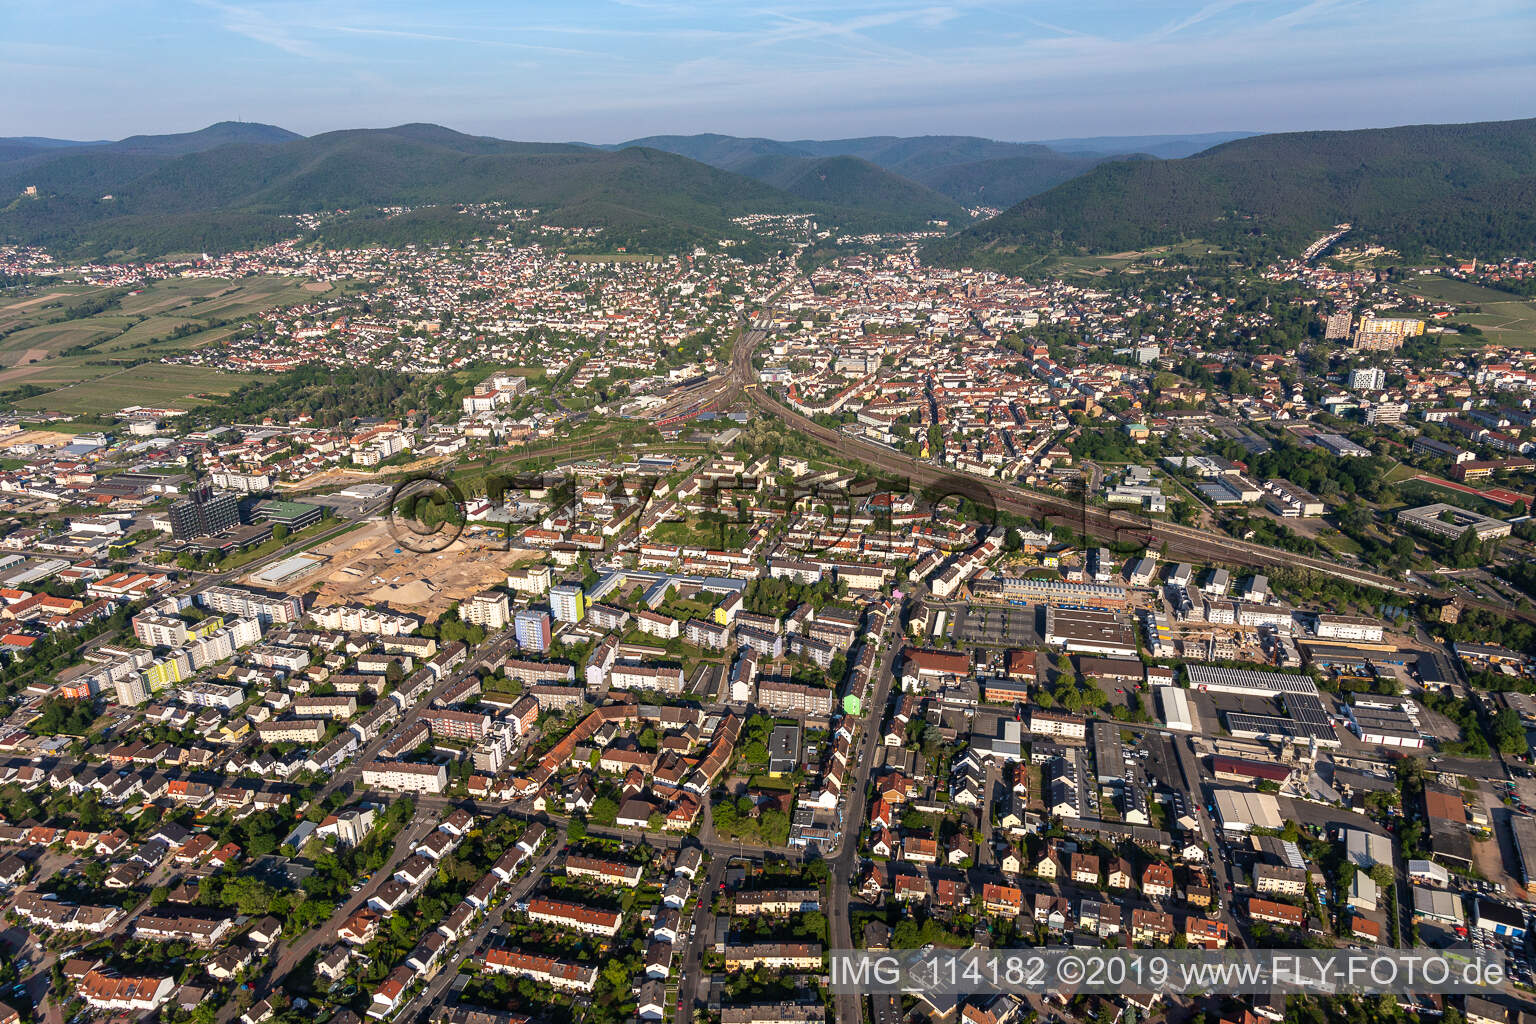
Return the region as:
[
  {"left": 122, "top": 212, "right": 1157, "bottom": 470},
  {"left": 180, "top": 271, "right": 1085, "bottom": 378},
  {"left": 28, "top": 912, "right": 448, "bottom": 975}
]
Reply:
[
  {"left": 1031, "top": 130, "right": 1257, "bottom": 159},
  {"left": 0, "top": 123, "right": 965, "bottom": 256},
  {"left": 928, "top": 117, "right": 1536, "bottom": 269},
  {"left": 0, "top": 126, "right": 817, "bottom": 256},
  {"left": 787, "top": 135, "right": 1048, "bottom": 178},
  {"left": 732, "top": 154, "right": 967, "bottom": 223},
  {"left": 612, "top": 134, "right": 812, "bottom": 169},
  {"left": 103, "top": 121, "right": 302, "bottom": 155},
  {"left": 915, "top": 151, "right": 1144, "bottom": 209},
  {"left": 612, "top": 132, "right": 1172, "bottom": 211}
]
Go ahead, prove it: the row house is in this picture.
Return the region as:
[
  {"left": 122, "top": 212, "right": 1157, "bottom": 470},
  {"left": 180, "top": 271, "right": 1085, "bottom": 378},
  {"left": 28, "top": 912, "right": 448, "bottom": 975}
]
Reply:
[
  {"left": 722, "top": 943, "right": 824, "bottom": 971},
  {"left": 481, "top": 948, "right": 598, "bottom": 993},
  {"left": 524, "top": 897, "right": 623, "bottom": 937},
  {"left": 565, "top": 854, "right": 644, "bottom": 887}
]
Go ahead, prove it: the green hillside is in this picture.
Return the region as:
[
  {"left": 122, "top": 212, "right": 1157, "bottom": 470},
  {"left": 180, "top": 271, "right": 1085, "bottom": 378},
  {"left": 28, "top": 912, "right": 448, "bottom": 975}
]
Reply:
[
  {"left": 0, "top": 122, "right": 295, "bottom": 164},
  {"left": 612, "top": 132, "right": 1161, "bottom": 211},
  {"left": 788, "top": 135, "right": 1048, "bottom": 177},
  {"left": 915, "top": 151, "right": 1141, "bottom": 209},
  {"left": 0, "top": 127, "right": 806, "bottom": 256},
  {"left": 105, "top": 121, "right": 302, "bottom": 155},
  {"left": 613, "top": 134, "right": 810, "bottom": 168},
  {"left": 732, "top": 154, "right": 966, "bottom": 223},
  {"left": 928, "top": 117, "right": 1536, "bottom": 270},
  {"left": 0, "top": 124, "right": 962, "bottom": 257},
  {"left": 1031, "top": 131, "right": 1256, "bottom": 159}
]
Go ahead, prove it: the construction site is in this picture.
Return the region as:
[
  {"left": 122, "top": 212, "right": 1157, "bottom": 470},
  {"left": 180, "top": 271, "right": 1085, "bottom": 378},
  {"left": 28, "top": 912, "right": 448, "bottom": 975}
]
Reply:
[{"left": 242, "top": 518, "right": 544, "bottom": 620}]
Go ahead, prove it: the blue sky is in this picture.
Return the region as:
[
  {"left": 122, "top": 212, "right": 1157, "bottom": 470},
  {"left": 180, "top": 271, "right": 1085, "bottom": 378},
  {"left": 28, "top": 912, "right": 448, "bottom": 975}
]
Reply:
[{"left": 4, "top": 0, "right": 1534, "bottom": 142}]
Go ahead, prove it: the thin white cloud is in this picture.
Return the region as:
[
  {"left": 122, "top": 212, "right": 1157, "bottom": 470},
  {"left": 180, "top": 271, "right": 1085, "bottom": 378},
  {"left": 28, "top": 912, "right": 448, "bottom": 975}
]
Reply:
[
  {"left": 1267, "top": 0, "right": 1366, "bottom": 29},
  {"left": 7, "top": 0, "right": 1535, "bottom": 142},
  {"left": 1148, "top": 0, "right": 1261, "bottom": 40},
  {"left": 327, "top": 24, "right": 600, "bottom": 58},
  {"left": 195, "top": 0, "right": 333, "bottom": 59}
]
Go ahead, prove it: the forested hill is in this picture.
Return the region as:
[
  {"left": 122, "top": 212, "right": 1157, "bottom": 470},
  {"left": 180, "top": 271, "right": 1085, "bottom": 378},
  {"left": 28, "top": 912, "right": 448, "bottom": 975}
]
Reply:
[
  {"left": 0, "top": 121, "right": 297, "bottom": 163},
  {"left": 916, "top": 151, "right": 1139, "bottom": 210},
  {"left": 13, "top": 117, "right": 1536, "bottom": 264},
  {"left": 0, "top": 124, "right": 948, "bottom": 258},
  {"left": 729, "top": 154, "right": 966, "bottom": 223},
  {"left": 926, "top": 117, "right": 1536, "bottom": 270},
  {"left": 613, "top": 132, "right": 1159, "bottom": 209}
]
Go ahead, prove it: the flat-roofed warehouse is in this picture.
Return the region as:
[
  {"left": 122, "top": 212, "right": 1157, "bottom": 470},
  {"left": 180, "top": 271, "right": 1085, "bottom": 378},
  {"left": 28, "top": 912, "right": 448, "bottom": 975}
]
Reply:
[
  {"left": 1511, "top": 814, "right": 1536, "bottom": 887},
  {"left": 1225, "top": 693, "right": 1339, "bottom": 747},
  {"left": 1424, "top": 785, "right": 1467, "bottom": 824},
  {"left": 1159, "top": 686, "right": 1196, "bottom": 732},
  {"left": 1412, "top": 885, "right": 1464, "bottom": 926},
  {"left": 1044, "top": 608, "right": 1137, "bottom": 658},
  {"left": 1302, "top": 644, "right": 1414, "bottom": 671},
  {"left": 1225, "top": 713, "right": 1339, "bottom": 747},
  {"left": 1345, "top": 828, "right": 1393, "bottom": 870},
  {"left": 1505, "top": 691, "right": 1536, "bottom": 726},
  {"left": 1212, "top": 754, "right": 1291, "bottom": 784},
  {"left": 1186, "top": 665, "right": 1319, "bottom": 697},
  {"left": 248, "top": 552, "right": 326, "bottom": 586},
  {"left": 1211, "top": 789, "right": 1284, "bottom": 833},
  {"left": 1346, "top": 703, "right": 1425, "bottom": 748},
  {"left": 1076, "top": 656, "right": 1145, "bottom": 682},
  {"left": 1092, "top": 720, "right": 1124, "bottom": 785}
]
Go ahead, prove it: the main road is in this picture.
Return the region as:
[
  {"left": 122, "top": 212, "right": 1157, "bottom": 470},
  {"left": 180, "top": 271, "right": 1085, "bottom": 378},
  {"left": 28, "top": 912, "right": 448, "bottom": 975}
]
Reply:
[{"left": 826, "top": 594, "right": 903, "bottom": 1024}]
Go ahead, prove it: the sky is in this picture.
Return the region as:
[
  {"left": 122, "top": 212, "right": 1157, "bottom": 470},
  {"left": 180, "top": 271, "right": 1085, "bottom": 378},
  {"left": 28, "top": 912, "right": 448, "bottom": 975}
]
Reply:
[{"left": 4, "top": 0, "right": 1535, "bottom": 143}]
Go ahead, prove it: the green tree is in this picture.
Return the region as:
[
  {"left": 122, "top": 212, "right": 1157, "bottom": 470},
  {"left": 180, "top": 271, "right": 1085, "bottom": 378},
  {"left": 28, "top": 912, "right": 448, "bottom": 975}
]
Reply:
[
  {"left": 1492, "top": 708, "right": 1527, "bottom": 755},
  {"left": 591, "top": 796, "right": 619, "bottom": 826}
]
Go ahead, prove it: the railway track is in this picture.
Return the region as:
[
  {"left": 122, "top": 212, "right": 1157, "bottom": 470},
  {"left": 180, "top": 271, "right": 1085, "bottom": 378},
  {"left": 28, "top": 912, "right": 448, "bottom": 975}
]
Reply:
[{"left": 722, "top": 327, "right": 1471, "bottom": 599}]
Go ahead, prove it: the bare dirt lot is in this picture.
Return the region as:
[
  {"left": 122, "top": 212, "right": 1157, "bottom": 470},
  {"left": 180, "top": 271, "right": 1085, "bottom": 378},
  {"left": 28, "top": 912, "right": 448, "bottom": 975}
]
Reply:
[
  {"left": 1472, "top": 807, "right": 1524, "bottom": 896},
  {"left": 269, "top": 519, "right": 542, "bottom": 619},
  {"left": 278, "top": 455, "right": 451, "bottom": 492},
  {"left": 0, "top": 428, "right": 79, "bottom": 450},
  {"left": 6, "top": 347, "right": 52, "bottom": 367}
]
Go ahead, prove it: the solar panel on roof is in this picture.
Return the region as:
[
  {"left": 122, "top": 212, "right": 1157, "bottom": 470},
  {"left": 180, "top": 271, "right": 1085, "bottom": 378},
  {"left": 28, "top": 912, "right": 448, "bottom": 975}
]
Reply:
[
  {"left": 1225, "top": 712, "right": 1335, "bottom": 742},
  {"left": 1284, "top": 693, "right": 1332, "bottom": 728},
  {"left": 1185, "top": 664, "right": 1319, "bottom": 696}
]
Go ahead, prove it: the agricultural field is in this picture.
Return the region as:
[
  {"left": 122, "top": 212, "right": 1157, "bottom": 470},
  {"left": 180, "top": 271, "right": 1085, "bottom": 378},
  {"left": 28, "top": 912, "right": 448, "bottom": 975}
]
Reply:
[
  {"left": 0, "top": 274, "right": 331, "bottom": 411},
  {"left": 0, "top": 284, "right": 99, "bottom": 334},
  {"left": 1397, "top": 276, "right": 1536, "bottom": 348},
  {"left": 8, "top": 363, "right": 260, "bottom": 415},
  {"left": 1400, "top": 276, "right": 1525, "bottom": 306},
  {"left": 117, "top": 275, "right": 329, "bottom": 317}
]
